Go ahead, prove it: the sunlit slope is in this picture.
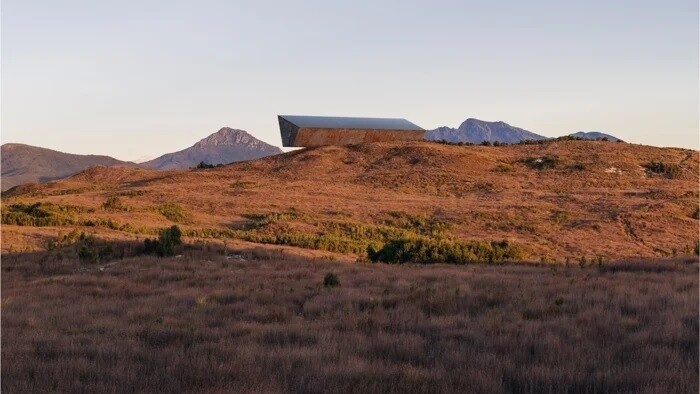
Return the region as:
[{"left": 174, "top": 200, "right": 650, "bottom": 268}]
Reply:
[{"left": 3, "top": 140, "right": 698, "bottom": 260}]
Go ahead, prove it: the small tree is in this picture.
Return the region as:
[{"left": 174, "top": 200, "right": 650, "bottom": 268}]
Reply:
[{"left": 143, "top": 225, "right": 183, "bottom": 257}]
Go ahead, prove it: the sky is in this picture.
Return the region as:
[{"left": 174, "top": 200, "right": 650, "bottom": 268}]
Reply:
[{"left": 2, "top": 0, "right": 698, "bottom": 161}]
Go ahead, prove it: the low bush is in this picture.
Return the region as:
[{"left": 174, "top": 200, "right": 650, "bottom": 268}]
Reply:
[
  {"left": 144, "top": 225, "right": 183, "bottom": 257},
  {"left": 643, "top": 161, "right": 682, "bottom": 179},
  {"left": 158, "top": 204, "right": 188, "bottom": 223},
  {"left": 242, "top": 209, "right": 300, "bottom": 230},
  {"left": 367, "top": 237, "right": 522, "bottom": 265},
  {"left": 102, "top": 196, "right": 129, "bottom": 211},
  {"left": 195, "top": 161, "right": 224, "bottom": 169},
  {"left": 568, "top": 162, "right": 586, "bottom": 171},
  {"left": 323, "top": 272, "right": 340, "bottom": 287},
  {"left": 494, "top": 163, "right": 513, "bottom": 173},
  {"left": 522, "top": 155, "right": 559, "bottom": 170}
]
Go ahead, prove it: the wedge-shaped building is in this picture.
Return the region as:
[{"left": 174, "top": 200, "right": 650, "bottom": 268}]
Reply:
[{"left": 278, "top": 115, "right": 425, "bottom": 147}]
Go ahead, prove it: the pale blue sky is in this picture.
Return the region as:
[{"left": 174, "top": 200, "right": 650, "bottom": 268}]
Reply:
[{"left": 2, "top": 0, "right": 698, "bottom": 161}]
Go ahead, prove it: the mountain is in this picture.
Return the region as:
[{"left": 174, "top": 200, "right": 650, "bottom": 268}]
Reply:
[
  {"left": 143, "top": 127, "right": 283, "bottom": 170},
  {"left": 0, "top": 143, "right": 136, "bottom": 191},
  {"left": 569, "top": 131, "right": 621, "bottom": 142},
  {"left": 425, "top": 118, "right": 548, "bottom": 143}
]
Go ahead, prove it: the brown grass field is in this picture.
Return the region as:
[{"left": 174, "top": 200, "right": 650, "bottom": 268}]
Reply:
[
  {"left": 2, "top": 140, "right": 699, "bottom": 392},
  {"left": 2, "top": 243, "right": 698, "bottom": 393}
]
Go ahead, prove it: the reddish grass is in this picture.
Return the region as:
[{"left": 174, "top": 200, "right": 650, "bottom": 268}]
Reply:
[{"left": 2, "top": 245, "right": 698, "bottom": 393}]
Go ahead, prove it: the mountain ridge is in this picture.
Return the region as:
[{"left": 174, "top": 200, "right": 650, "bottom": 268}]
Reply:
[
  {"left": 142, "top": 127, "right": 282, "bottom": 170},
  {"left": 0, "top": 143, "right": 138, "bottom": 191},
  {"left": 425, "top": 118, "right": 622, "bottom": 144},
  {"left": 425, "top": 118, "right": 548, "bottom": 143}
]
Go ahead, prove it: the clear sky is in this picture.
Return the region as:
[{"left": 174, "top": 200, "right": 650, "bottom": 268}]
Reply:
[{"left": 2, "top": 0, "right": 698, "bottom": 161}]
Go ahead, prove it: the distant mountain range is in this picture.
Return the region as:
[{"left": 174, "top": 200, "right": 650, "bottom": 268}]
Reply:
[
  {"left": 425, "top": 118, "right": 621, "bottom": 144},
  {"left": 568, "top": 131, "right": 621, "bottom": 142},
  {"left": 142, "top": 127, "right": 282, "bottom": 170},
  {"left": 1, "top": 127, "right": 282, "bottom": 191},
  {"left": 1, "top": 120, "right": 622, "bottom": 191},
  {"left": 425, "top": 118, "right": 548, "bottom": 143},
  {"left": 0, "top": 144, "right": 138, "bottom": 191}
]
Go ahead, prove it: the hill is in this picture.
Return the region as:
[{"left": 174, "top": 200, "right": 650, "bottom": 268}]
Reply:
[
  {"left": 0, "top": 143, "right": 137, "bottom": 191},
  {"left": 569, "top": 131, "right": 621, "bottom": 142},
  {"left": 142, "top": 127, "right": 282, "bottom": 169},
  {"left": 3, "top": 139, "right": 697, "bottom": 261},
  {"left": 425, "top": 118, "right": 548, "bottom": 143}
]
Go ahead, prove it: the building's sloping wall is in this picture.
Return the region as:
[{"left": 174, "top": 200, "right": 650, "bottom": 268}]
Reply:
[{"left": 278, "top": 115, "right": 425, "bottom": 147}]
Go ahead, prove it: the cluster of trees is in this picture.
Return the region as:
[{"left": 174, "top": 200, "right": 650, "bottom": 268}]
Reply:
[
  {"left": 433, "top": 135, "right": 623, "bottom": 148},
  {"left": 367, "top": 237, "right": 522, "bottom": 265},
  {"left": 195, "top": 161, "right": 224, "bottom": 169},
  {"left": 144, "top": 225, "right": 183, "bottom": 257}
]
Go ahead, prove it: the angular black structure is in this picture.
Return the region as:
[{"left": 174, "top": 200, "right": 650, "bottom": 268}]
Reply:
[{"left": 278, "top": 115, "right": 425, "bottom": 147}]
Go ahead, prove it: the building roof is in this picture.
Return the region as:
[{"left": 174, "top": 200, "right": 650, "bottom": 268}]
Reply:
[{"left": 278, "top": 115, "right": 424, "bottom": 131}]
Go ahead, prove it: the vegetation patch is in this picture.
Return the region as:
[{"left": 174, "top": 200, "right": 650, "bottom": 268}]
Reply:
[
  {"left": 643, "top": 161, "right": 682, "bottom": 179},
  {"left": 323, "top": 272, "right": 340, "bottom": 287},
  {"left": 367, "top": 237, "right": 522, "bottom": 265},
  {"left": 380, "top": 211, "right": 453, "bottom": 236},
  {"left": 2, "top": 202, "right": 86, "bottom": 226},
  {"left": 195, "top": 161, "right": 224, "bottom": 169},
  {"left": 158, "top": 204, "right": 188, "bottom": 223},
  {"left": 102, "top": 196, "right": 129, "bottom": 211},
  {"left": 522, "top": 155, "right": 560, "bottom": 170},
  {"left": 144, "top": 225, "right": 183, "bottom": 257},
  {"left": 494, "top": 163, "right": 513, "bottom": 172},
  {"left": 242, "top": 209, "right": 301, "bottom": 230},
  {"left": 568, "top": 162, "right": 586, "bottom": 171},
  {"left": 45, "top": 230, "right": 117, "bottom": 264}
]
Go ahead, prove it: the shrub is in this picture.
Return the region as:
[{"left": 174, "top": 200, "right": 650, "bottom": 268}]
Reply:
[
  {"left": 569, "top": 162, "right": 586, "bottom": 171},
  {"left": 643, "top": 161, "right": 682, "bottom": 179},
  {"left": 551, "top": 210, "right": 569, "bottom": 225},
  {"left": 691, "top": 207, "right": 699, "bottom": 220},
  {"left": 494, "top": 163, "right": 513, "bottom": 173},
  {"left": 102, "top": 196, "right": 128, "bottom": 211},
  {"left": 242, "top": 209, "right": 300, "bottom": 230},
  {"left": 523, "top": 155, "right": 559, "bottom": 170},
  {"left": 381, "top": 212, "right": 452, "bottom": 236},
  {"left": 158, "top": 204, "right": 188, "bottom": 223},
  {"left": 366, "top": 237, "right": 522, "bottom": 265},
  {"left": 323, "top": 272, "right": 340, "bottom": 287},
  {"left": 74, "top": 234, "right": 113, "bottom": 264},
  {"left": 144, "top": 225, "right": 183, "bottom": 257}
]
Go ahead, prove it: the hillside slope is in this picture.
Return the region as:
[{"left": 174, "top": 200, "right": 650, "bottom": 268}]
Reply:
[
  {"left": 0, "top": 143, "right": 137, "bottom": 191},
  {"left": 2, "top": 140, "right": 698, "bottom": 260},
  {"left": 143, "top": 127, "right": 282, "bottom": 169}
]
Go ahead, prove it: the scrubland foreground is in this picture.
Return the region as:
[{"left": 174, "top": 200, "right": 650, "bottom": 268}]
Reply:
[{"left": 2, "top": 243, "right": 698, "bottom": 393}]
